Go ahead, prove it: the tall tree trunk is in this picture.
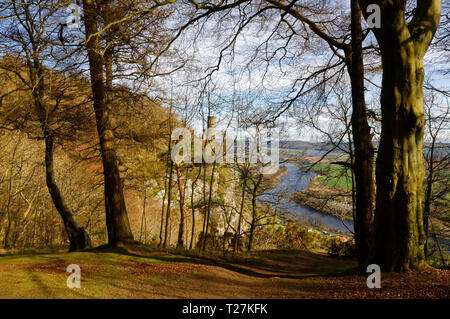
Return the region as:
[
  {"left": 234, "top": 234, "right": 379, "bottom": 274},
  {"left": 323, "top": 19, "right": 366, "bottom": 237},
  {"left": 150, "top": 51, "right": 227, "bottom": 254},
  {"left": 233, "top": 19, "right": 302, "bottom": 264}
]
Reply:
[
  {"left": 372, "top": 61, "right": 427, "bottom": 271},
  {"left": 82, "top": 0, "right": 134, "bottom": 245},
  {"left": 346, "top": 0, "right": 374, "bottom": 264},
  {"left": 247, "top": 195, "right": 257, "bottom": 252},
  {"left": 43, "top": 130, "right": 91, "bottom": 251},
  {"left": 359, "top": 0, "right": 441, "bottom": 271},
  {"left": 190, "top": 167, "right": 201, "bottom": 250},
  {"left": 159, "top": 163, "right": 168, "bottom": 246},
  {"left": 176, "top": 165, "right": 185, "bottom": 248},
  {"left": 233, "top": 184, "right": 246, "bottom": 259},
  {"left": 247, "top": 175, "right": 262, "bottom": 252},
  {"left": 140, "top": 186, "right": 147, "bottom": 242},
  {"left": 199, "top": 157, "right": 207, "bottom": 251},
  {"left": 202, "top": 160, "right": 216, "bottom": 252},
  {"left": 423, "top": 135, "right": 435, "bottom": 256},
  {"left": 3, "top": 143, "right": 17, "bottom": 249},
  {"left": 346, "top": 120, "right": 357, "bottom": 223},
  {"left": 164, "top": 159, "right": 174, "bottom": 248}
]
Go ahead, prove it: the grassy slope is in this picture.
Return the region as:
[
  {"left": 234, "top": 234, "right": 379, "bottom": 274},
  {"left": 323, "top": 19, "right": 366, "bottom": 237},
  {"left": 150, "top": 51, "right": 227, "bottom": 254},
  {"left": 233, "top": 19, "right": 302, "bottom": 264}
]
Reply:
[{"left": 0, "top": 245, "right": 448, "bottom": 299}]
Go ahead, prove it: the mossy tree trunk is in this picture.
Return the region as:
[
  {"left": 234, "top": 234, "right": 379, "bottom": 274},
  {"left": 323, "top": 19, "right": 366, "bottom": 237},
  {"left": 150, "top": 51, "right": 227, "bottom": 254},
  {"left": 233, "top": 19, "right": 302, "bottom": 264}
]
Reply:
[{"left": 359, "top": 0, "right": 441, "bottom": 271}]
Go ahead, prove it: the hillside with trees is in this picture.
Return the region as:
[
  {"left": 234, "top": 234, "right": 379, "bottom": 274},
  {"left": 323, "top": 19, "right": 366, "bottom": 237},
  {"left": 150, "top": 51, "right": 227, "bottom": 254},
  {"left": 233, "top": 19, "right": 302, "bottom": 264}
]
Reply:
[{"left": 0, "top": 0, "right": 448, "bottom": 300}]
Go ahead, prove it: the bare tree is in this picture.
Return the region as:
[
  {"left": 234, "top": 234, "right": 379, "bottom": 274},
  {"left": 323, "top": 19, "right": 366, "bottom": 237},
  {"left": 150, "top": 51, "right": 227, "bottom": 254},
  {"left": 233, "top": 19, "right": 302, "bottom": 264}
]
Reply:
[{"left": 0, "top": 1, "right": 91, "bottom": 250}]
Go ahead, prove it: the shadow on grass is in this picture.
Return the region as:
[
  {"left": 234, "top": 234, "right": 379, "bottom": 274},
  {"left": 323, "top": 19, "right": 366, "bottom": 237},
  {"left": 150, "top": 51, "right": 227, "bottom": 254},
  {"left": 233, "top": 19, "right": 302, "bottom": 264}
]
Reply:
[{"left": 85, "top": 243, "right": 358, "bottom": 280}]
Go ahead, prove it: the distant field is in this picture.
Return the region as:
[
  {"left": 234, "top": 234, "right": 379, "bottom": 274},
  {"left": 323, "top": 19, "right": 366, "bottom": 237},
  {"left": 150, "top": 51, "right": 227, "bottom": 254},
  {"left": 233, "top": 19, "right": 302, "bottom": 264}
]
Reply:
[{"left": 305, "top": 163, "right": 353, "bottom": 191}]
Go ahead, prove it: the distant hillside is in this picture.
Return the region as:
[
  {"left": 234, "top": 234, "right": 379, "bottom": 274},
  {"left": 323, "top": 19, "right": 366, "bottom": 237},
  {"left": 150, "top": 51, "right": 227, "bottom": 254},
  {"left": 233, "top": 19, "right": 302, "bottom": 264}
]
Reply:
[{"left": 279, "top": 140, "right": 316, "bottom": 150}]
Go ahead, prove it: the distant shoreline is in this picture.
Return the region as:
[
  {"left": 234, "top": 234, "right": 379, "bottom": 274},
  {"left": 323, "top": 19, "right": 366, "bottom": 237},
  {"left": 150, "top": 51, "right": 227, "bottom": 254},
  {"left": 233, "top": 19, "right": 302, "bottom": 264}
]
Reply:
[{"left": 290, "top": 174, "right": 354, "bottom": 222}]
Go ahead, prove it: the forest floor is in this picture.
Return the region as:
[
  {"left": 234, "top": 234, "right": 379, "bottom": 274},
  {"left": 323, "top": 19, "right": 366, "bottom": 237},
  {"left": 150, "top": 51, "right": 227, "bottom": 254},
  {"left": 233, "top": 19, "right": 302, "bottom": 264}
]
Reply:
[{"left": 0, "top": 244, "right": 448, "bottom": 299}]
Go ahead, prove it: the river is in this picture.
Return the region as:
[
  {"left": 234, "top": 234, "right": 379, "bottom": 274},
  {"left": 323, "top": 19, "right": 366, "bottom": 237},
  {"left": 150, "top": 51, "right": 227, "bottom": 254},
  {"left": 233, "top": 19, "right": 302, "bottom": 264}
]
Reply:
[
  {"left": 262, "top": 161, "right": 354, "bottom": 234},
  {"left": 265, "top": 160, "right": 449, "bottom": 253}
]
